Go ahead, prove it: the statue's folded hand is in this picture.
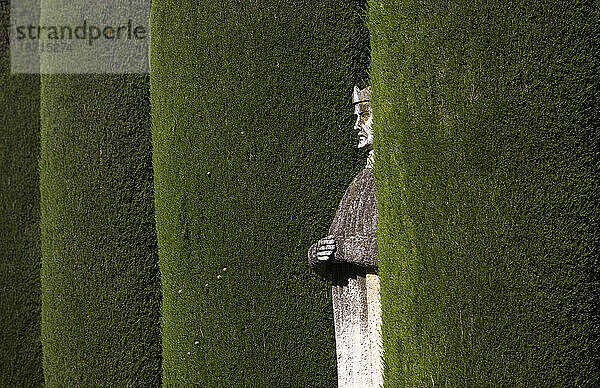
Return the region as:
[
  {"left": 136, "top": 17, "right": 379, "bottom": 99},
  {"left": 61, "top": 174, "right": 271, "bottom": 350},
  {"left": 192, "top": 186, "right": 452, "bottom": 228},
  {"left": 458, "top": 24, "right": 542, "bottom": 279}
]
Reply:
[
  {"left": 308, "top": 235, "right": 336, "bottom": 280},
  {"left": 316, "top": 235, "right": 336, "bottom": 262}
]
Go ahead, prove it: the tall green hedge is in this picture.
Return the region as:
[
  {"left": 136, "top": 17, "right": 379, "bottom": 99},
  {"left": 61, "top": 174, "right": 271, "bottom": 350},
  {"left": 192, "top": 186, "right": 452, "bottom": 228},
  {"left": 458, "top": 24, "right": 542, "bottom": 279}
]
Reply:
[
  {"left": 39, "top": 73, "right": 162, "bottom": 385},
  {"left": 151, "top": 0, "right": 369, "bottom": 385},
  {"left": 0, "top": 5, "right": 43, "bottom": 383},
  {"left": 369, "top": 0, "right": 599, "bottom": 386}
]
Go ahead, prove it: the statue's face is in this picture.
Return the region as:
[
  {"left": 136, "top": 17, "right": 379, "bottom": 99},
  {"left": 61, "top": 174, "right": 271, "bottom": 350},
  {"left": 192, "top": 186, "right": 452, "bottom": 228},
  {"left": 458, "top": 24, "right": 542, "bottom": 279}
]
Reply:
[{"left": 354, "top": 101, "right": 373, "bottom": 150}]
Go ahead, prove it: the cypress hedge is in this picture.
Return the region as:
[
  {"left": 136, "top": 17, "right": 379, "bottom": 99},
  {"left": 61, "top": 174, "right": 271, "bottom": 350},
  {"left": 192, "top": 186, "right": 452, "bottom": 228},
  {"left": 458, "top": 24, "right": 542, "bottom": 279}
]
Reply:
[
  {"left": 369, "top": 0, "right": 599, "bottom": 386},
  {"left": 0, "top": 4, "right": 43, "bottom": 384},
  {"left": 39, "top": 35, "right": 161, "bottom": 383},
  {"left": 39, "top": 73, "right": 162, "bottom": 386},
  {"left": 150, "top": 0, "right": 369, "bottom": 385}
]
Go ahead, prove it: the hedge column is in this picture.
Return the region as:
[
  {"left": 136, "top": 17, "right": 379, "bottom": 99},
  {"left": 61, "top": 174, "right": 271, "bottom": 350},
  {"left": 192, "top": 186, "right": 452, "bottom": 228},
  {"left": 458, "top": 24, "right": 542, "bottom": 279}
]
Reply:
[
  {"left": 369, "top": 1, "right": 599, "bottom": 386},
  {"left": 151, "top": 0, "right": 370, "bottom": 385},
  {"left": 39, "top": 73, "right": 161, "bottom": 385},
  {"left": 0, "top": 4, "right": 43, "bottom": 383}
]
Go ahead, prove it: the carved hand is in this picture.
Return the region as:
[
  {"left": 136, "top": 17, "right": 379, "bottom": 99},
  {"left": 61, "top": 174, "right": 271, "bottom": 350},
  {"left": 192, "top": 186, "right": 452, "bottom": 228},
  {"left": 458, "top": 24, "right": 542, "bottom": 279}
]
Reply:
[{"left": 316, "top": 235, "right": 336, "bottom": 262}]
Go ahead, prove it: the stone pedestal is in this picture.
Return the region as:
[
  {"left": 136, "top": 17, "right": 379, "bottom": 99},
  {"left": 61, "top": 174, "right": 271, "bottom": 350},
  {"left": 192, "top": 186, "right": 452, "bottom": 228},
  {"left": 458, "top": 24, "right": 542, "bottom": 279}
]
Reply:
[{"left": 332, "top": 266, "right": 382, "bottom": 388}]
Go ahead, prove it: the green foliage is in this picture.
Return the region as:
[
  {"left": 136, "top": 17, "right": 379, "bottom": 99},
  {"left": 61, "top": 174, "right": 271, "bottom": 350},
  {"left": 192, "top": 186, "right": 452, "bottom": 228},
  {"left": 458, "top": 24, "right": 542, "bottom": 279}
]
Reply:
[
  {"left": 0, "top": 45, "right": 44, "bottom": 388},
  {"left": 150, "top": 0, "right": 369, "bottom": 385},
  {"left": 39, "top": 73, "right": 162, "bottom": 386},
  {"left": 369, "top": 0, "right": 599, "bottom": 386}
]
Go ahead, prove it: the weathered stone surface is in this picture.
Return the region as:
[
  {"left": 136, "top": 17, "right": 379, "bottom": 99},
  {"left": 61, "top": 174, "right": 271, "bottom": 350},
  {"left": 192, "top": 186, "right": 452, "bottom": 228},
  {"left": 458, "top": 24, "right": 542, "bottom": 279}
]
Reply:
[
  {"left": 366, "top": 273, "right": 383, "bottom": 388},
  {"left": 307, "top": 86, "right": 382, "bottom": 388},
  {"left": 307, "top": 168, "right": 377, "bottom": 274},
  {"left": 330, "top": 167, "right": 377, "bottom": 268}
]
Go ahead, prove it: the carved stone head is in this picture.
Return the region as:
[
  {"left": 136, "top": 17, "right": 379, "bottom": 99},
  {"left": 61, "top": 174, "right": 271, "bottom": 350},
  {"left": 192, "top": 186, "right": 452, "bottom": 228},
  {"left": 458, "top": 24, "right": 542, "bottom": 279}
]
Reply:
[{"left": 352, "top": 86, "right": 373, "bottom": 150}]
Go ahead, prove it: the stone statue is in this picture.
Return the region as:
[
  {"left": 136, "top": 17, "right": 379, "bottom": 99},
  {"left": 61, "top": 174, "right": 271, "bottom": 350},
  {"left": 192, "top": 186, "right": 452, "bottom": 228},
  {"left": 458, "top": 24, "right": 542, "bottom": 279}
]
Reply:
[{"left": 308, "top": 86, "right": 382, "bottom": 388}]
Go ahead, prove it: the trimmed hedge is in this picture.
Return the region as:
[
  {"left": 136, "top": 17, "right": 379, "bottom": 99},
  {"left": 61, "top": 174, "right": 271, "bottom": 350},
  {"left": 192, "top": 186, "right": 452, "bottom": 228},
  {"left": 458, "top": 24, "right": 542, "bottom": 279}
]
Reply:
[
  {"left": 39, "top": 73, "right": 162, "bottom": 386},
  {"left": 150, "top": 0, "right": 369, "bottom": 385},
  {"left": 369, "top": 0, "right": 599, "bottom": 386},
  {"left": 0, "top": 6, "right": 43, "bottom": 383}
]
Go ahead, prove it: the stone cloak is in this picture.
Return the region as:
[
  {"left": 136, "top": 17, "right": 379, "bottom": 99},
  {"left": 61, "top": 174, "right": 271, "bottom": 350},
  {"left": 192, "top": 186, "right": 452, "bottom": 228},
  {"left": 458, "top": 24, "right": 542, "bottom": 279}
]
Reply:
[{"left": 308, "top": 167, "right": 381, "bottom": 387}]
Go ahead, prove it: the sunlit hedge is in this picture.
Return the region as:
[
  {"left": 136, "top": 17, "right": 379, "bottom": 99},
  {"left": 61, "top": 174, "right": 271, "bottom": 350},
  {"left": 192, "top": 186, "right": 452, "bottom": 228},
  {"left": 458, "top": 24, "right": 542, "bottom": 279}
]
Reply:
[{"left": 369, "top": 1, "right": 599, "bottom": 385}]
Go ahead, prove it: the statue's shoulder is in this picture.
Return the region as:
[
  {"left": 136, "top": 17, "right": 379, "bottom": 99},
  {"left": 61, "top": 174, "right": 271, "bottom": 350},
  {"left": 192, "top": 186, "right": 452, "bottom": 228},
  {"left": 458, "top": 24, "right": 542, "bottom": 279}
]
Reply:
[
  {"left": 330, "top": 167, "right": 376, "bottom": 233},
  {"left": 343, "top": 167, "right": 375, "bottom": 199}
]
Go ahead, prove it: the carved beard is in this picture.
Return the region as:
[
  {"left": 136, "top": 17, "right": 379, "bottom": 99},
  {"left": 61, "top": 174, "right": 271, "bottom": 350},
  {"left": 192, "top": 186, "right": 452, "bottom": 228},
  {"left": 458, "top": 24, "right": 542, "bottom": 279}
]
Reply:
[
  {"left": 358, "top": 134, "right": 370, "bottom": 149},
  {"left": 357, "top": 122, "right": 373, "bottom": 150}
]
